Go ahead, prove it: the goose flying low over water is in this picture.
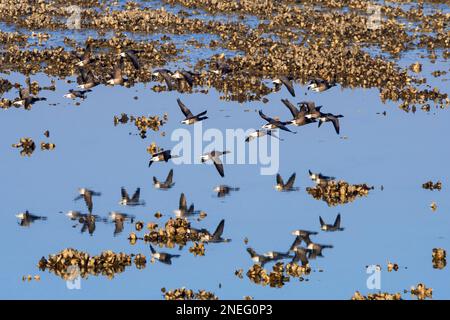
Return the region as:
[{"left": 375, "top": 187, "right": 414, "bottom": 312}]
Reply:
[
  {"left": 214, "top": 185, "right": 240, "bottom": 198},
  {"left": 281, "top": 99, "right": 316, "bottom": 127},
  {"left": 289, "top": 230, "right": 318, "bottom": 251},
  {"left": 263, "top": 251, "right": 293, "bottom": 261},
  {"left": 119, "top": 187, "right": 145, "bottom": 206},
  {"left": 245, "top": 129, "right": 283, "bottom": 142},
  {"left": 201, "top": 150, "right": 230, "bottom": 178},
  {"left": 152, "top": 69, "right": 175, "bottom": 90},
  {"left": 118, "top": 49, "right": 142, "bottom": 70},
  {"left": 291, "top": 246, "right": 310, "bottom": 267},
  {"left": 320, "top": 214, "right": 344, "bottom": 232},
  {"left": 107, "top": 56, "right": 127, "bottom": 86},
  {"left": 150, "top": 244, "right": 180, "bottom": 265},
  {"left": 74, "top": 188, "right": 101, "bottom": 214},
  {"left": 318, "top": 113, "right": 344, "bottom": 135},
  {"left": 302, "top": 101, "right": 323, "bottom": 120},
  {"left": 273, "top": 75, "right": 295, "bottom": 97},
  {"left": 74, "top": 43, "right": 93, "bottom": 67},
  {"left": 309, "top": 170, "right": 335, "bottom": 185},
  {"left": 13, "top": 83, "right": 46, "bottom": 110},
  {"left": 300, "top": 235, "right": 333, "bottom": 259},
  {"left": 200, "top": 219, "right": 231, "bottom": 243},
  {"left": 63, "top": 89, "right": 91, "bottom": 99},
  {"left": 109, "top": 211, "right": 135, "bottom": 236},
  {"left": 77, "top": 68, "right": 99, "bottom": 90},
  {"left": 173, "top": 193, "right": 196, "bottom": 218},
  {"left": 307, "top": 79, "right": 336, "bottom": 92},
  {"left": 172, "top": 70, "right": 199, "bottom": 87},
  {"left": 177, "top": 98, "right": 208, "bottom": 124},
  {"left": 149, "top": 150, "right": 179, "bottom": 167},
  {"left": 247, "top": 247, "right": 272, "bottom": 266},
  {"left": 275, "top": 173, "right": 298, "bottom": 191},
  {"left": 259, "top": 110, "right": 296, "bottom": 134},
  {"left": 16, "top": 211, "right": 47, "bottom": 227},
  {"left": 153, "top": 169, "right": 175, "bottom": 190}
]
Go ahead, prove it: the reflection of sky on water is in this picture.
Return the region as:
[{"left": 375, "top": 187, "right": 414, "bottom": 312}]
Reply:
[{"left": 1, "top": 2, "right": 449, "bottom": 300}]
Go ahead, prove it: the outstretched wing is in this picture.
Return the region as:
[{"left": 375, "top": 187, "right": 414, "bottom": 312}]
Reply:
[
  {"left": 280, "top": 76, "right": 295, "bottom": 97},
  {"left": 276, "top": 174, "right": 284, "bottom": 186},
  {"left": 212, "top": 219, "right": 225, "bottom": 240},
  {"left": 177, "top": 98, "right": 193, "bottom": 118},
  {"left": 180, "top": 70, "right": 194, "bottom": 87},
  {"left": 329, "top": 115, "right": 340, "bottom": 135},
  {"left": 125, "top": 50, "right": 140, "bottom": 69},
  {"left": 121, "top": 187, "right": 130, "bottom": 201},
  {"left": 281, "top": 99, "right": 299, "bottom": 118},
  {"left": 258, "top": 110, "right": 272, "bottom": 123},
  {"left": 212, "top": 156, "right": 225, "bottom": 177},
  {"left": 160, "top": 70, "right": 174, "bottom": 91},
  {"left": 319, "top": 216, "right": 325, "bottom": 227},
  {"left": 131, "top": 188, "right": 140, "bottom": 202},
  {"left": 334, "top": 214, "right": 341, "bottom": 228},
  {"left": 84, "top": 193, "right": 93, "bottom": 213},
  {"left": 165, "top": 169, "right": 174, "bottom": 185},
  {"left": 285, "top": 173, "right": 296, "bottom": 189},
  {"left": 179, "top": 193, "right": 187, "bottom": 211}
]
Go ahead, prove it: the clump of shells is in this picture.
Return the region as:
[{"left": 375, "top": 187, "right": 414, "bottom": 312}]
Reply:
[
  {"left": 306, "top": 180, "right": 373, "bottom": 206},
  {"left": 162, "top": 287, "right": 218, "bottom": 300},
  {"left": 12, "top": 137, "right": 36, "bottom": 156},
  {"left": 432, "top": 248, "right": 446, "bottom": 269},
  {"left": 422, "top": 181, "right": 442, "bottom": 191},
  {"left": 351, "top": 291, "right": 402, "bottom": 300},
  {"left": 38, "top": 248, "right": 135, "bottom": 280}
]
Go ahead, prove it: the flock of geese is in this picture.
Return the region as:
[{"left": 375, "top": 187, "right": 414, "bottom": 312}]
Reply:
[{"left": 14, "top": 41, "right": 346, "bottom": 272}]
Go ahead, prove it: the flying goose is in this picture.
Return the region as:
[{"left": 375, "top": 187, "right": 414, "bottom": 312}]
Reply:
[
  {"left": 200, "top": 219, "right": 231, "bottom": 243},
  {"left": 109, "top": 211, "right": 135, "bottom": 236},
  {"left": 320, "top": 213, "right": 344, "bottom": 232},
  {"left": 281, "top": 99, "right": 316, "bottom": 127},
  {"left": 74, "top": 43, "right": 93, "bottom": 67},
  {"left": 273, "top": 75, "right": 295, "bottom": 97},
  {"left": 209, "top": 60, "right": 232, "bottom": 75},
  {"left": 308, "top": 170, "right": 335, "bottom": 185},
  {"left": 289, "top": 230, "right": 318, "bottom": 251},
  {"left": 275, "top": 173, "right": 298, "bottom": 191},
  {"left": 13, "top": 78, "right": 47, "bottom": 110},
  {"left": 173, "top": 193, "right": 196, "bottom": 218},
  {"left": 74, "top": 188, "right": 101, "bottom": 214},
  {"left": 16, "top": 211, "right": 47, "bottom": 227},
  {"left": 177, "top": 98, "right": 208, "bottom": 124},
  {"left": 80, "top": 213, "right": 96, "bottom": 236},
  {"left": 172, "top": 70, "right": 199, "bottom": 87},
  {"left": 307, "top": 79, "right": 336, "bottom": 92},
  {"left": 119, "top": 187, "right": 145, "bottom": 206},
  {"left": 263, "top": 250, "right": 293, "bottom": 261},
  {"left": 152, "top": 69, "right": 175, "bottom": 90},
  {"left": 259, "top": 110, "right": 296, "bottom": 134},
  {"left": 149, "top": 149, "right": 179, "bottom": 167},
  {"left": 300, "top": 235, "right": 333, "bottom": 259},
  {"left": 245, "top": 129, "right": 283, "bottom": 142},
  {"left": 246, "top": 247, "right": 271, "bottom": 266},
  {"left": 106, "top": 56, "right": 126, "bottom": 86},
  {"left": 77, "top": 68, "right": 99, "bottom": 89},
  {"left": 150, "top": 244, "right": 180, "bottom": 265},
  {"left": 63, "top": 89, "right": 91, "bottom": 99},
  {"left": 291, "top": 246, "right": 310, "bottom": 267},
  {"left": 318, "top": 113, "right": 344, "bottom": 135},
  {"left": 302, "top": 101, "right": 323, "bottom": 120},
  {"left": 201, "top": 150, "right": 230, "bottom": 178},
  {"left": 213, "top": 185, "right": 240, "bottom": 198},
  {"left": 118, "top": 49, "right": 142, "bottom": 69},
  {"left": 153, "top": 169, "right": 175, "bottom": 190}
]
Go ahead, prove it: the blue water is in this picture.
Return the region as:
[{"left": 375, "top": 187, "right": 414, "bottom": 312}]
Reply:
[{"left": 0, "top": 1, "right": 449, "bottom": 300}]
